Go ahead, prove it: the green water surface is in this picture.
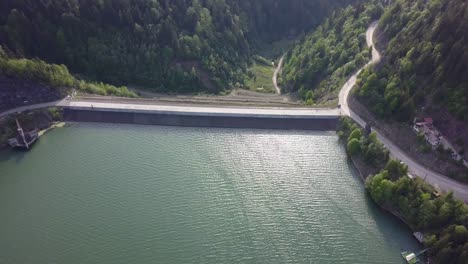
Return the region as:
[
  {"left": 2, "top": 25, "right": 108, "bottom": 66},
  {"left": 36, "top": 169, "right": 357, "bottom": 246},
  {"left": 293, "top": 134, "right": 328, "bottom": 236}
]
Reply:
[{"left": 0, "top": 123, "right": 420, "bottom": 263}]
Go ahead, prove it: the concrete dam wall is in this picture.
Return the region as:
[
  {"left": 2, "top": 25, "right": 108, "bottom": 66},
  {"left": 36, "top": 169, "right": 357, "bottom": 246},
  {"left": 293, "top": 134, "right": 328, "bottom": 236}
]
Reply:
[{"left": 64, "top": 108, "right": 339, "bottom": 131}]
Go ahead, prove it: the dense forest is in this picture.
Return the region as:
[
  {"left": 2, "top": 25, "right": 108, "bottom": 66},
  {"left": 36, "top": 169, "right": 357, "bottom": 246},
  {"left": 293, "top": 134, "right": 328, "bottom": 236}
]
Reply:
[
  {"left": 238, "top": 1, "right": 356, "bottom": 44},
  {"left": 281, "top": 1, "right": 382, "bottom": 104},
  {"left": 0, "top": 0, "right": 354, "bottom": 94},
  {"left": 338, "top": 117, "right": 468, "bottom": 264},
  {"left": 355, "top": 0, "right": 468, "bottom": 121}
]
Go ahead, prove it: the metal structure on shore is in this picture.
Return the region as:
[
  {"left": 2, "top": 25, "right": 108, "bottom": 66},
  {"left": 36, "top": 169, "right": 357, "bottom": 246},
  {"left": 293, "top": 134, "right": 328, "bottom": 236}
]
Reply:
[{"left": 7, "top": 119, "right": 39, "bottom": 150}]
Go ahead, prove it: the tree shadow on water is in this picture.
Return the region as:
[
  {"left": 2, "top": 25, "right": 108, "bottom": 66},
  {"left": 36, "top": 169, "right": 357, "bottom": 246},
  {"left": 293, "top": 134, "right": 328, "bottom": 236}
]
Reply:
[
  {"left": 364, "top": 193, "right": 423, "bottom": 258},
  {"left": 344, "top": 157, "right": 423, "bottom": 261},
  {"left": 0, "top": 148, "right": 27, "bottom": 164}
]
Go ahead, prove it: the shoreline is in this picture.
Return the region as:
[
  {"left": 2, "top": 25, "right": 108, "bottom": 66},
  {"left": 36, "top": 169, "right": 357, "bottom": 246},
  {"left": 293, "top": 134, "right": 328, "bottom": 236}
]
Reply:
[
  {"left": 0, "top": 108, "right": 65, "bottom": 150},
  {"left": 347, "top": 153, "right": 416, "bottom": 229},
  {"left": 38, "top": 122, "right": 66, "bottom": 137},
  {"left": 0, "top": 122, "right": 66, "bottom": 151},
  {"left": 342, "top": 136, "right": 426, "bottom": 261}
]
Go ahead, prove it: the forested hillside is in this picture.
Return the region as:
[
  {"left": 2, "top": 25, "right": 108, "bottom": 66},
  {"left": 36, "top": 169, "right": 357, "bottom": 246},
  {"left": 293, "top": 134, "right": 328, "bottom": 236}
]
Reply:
[
  {"left": 281, "top": 0, "right": 382, "bottom": 105},
  {"left": 0, "top": 0, "right": 354, "bottom": 94},
  {"left": 339, "top": 117, "right": 468, "bottom": 264},
  {"left": 238, "top": 1, "right": 355, "bottom": 44},
  {"left": 355, "top": 0, "right": 468, "bottom": 121},
  {"left": 0, "top": 45, "right": 135, "bottom": 111}
]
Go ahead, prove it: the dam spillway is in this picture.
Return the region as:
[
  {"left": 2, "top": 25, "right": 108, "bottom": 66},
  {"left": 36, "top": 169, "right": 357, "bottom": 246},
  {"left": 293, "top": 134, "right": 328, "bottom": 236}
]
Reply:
[{"left": 63, "top": 101, "right": 340, "bottom": 131}]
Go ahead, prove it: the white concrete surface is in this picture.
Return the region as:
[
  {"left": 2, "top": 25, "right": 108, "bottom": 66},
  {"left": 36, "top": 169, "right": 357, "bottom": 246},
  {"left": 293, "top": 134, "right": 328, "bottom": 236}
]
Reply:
[{"left": 67, "top": 101, "right": 340, "bottom": 119}]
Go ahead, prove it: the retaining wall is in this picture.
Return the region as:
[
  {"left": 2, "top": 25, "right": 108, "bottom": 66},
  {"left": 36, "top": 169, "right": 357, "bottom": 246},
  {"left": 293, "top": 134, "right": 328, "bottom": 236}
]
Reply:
[{"left": 64, "top": 108, "right": 339, "bottom": 131}]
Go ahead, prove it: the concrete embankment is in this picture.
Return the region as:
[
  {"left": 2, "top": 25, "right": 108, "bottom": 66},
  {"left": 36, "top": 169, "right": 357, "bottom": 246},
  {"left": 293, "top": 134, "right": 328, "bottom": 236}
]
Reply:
[{"left": 63, "top": 107, "right": 339, "bottom": 131}]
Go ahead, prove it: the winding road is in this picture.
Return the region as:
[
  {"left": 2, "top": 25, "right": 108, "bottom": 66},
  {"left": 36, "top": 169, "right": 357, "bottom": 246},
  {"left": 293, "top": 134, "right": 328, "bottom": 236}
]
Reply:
[
  {"left": 339, "top": 21, "right": 380, "bottom": 122},
  {"left": 1, "top": 21, "right": 467, "bottom": 202},
  {"left": 0, "top": 99, "right": 67, "bottom": 119},
  {"left": 272, "top": 55, "right": 285, "bottom": 94},
  {"left": 339, "top": 21, "right": 468, "bottom": 202}
]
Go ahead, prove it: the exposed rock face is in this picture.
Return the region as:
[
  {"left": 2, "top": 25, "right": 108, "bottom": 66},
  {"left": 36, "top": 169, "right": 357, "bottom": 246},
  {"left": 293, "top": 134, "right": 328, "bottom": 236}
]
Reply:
[{"left": 0, "top": 76, "right": 64, "bottom": 112}]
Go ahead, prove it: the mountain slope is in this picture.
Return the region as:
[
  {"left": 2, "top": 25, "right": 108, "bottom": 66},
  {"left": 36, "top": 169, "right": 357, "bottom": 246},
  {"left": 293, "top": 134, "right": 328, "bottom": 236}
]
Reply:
[
  {"left": 0, "top": 0, "right": 248, "bottom": 93},
  {"left": 0, "top": 45, "right": 135, "bottom": 111},
  {"left": 281, "top": 0, "right": 382, "bottom": 105},
  {"left": 355, "top": 0, "right": 468, "bottom": 121},
  {"left": 0, "top": 0, "right": 354, "bottom": 93}
]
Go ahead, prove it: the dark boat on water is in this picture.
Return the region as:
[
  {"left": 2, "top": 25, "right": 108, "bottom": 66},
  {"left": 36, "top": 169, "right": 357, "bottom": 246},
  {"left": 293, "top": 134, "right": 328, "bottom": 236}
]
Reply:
[{"left": 7, "top": 119, "right": 39, "bottom": 150}]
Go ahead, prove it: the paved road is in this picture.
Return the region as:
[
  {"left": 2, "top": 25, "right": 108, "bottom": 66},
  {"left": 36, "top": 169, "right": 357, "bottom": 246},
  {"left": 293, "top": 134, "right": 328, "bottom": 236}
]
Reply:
[
  {"left": 0, "top": 99, "right": 67, "bottom": 119},
  {"left": 272, "top": 55, "right": 285, "bottom": 95},
  {"left": 339, "top": 21, "right": 380, "bottom": 122},
  {"left": 339, "top": 21, "right": 468, "bottom": 202},
  {"left": 67, "top": 101, "right": 340, "bottom": 118},
  {"left": 0, "top": 95, "right": 339, "bottom": 120}
]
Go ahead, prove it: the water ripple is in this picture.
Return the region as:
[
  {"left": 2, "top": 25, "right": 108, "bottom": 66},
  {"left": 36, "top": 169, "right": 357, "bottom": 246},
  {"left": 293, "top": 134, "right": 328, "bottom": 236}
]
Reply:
[{"left": 0, "top": 124, "right": 420, "bottom": 263}]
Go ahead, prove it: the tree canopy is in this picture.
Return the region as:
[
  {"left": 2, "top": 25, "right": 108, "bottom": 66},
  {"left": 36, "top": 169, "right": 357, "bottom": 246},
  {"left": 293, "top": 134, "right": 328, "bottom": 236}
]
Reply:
[
  {"left": 0, "top": 0, "right": 355, "bottom": 93},
  {"left": 355, "top": 0, "right": 468, "bottom": 121},
  {"left": 281, "top": 0, "right": 382, "bottom": 104},
  {"left": 339, "top": 117, "right": 468, "bottom": 264},
  {"left": 0, "top": 45, "right": 136, "bottom": 97}
]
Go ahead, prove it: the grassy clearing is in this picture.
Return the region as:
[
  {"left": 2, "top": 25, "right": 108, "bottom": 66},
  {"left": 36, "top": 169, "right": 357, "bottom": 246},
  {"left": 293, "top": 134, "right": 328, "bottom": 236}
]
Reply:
[{"left": 245, "top": 63, "right": 275, "bottom": 93}]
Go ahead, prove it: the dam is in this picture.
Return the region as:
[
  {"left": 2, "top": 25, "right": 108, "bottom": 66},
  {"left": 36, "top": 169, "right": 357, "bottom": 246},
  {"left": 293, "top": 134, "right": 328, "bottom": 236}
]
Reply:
[{"left": 63, "top": 101, "right": 341, "bottom": 131}]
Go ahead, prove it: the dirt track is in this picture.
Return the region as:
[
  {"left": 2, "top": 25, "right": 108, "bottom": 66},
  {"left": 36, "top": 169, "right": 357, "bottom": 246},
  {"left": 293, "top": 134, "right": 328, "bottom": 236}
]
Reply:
[{"left": 273, "top": 55, "right": 285, "bottom": 94}]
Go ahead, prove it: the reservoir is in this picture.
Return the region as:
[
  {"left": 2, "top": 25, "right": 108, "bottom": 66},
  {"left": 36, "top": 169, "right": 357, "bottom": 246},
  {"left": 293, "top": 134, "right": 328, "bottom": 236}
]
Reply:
[{"left": 0, "top": 123, "right": 420, "bottom": 263}]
